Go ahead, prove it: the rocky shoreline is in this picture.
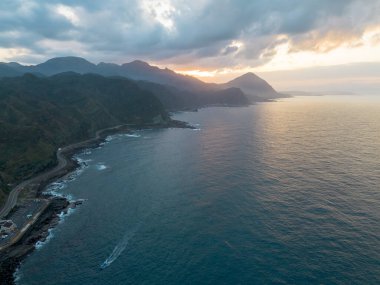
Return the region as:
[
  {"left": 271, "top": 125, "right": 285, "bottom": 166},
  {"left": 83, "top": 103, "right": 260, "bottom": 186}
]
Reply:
[
  {"left": 0, "top": 119, "right": 193, "bottom": 285},
  {"left": 0, "top": 198, "right": 69, "bottom": 285}
]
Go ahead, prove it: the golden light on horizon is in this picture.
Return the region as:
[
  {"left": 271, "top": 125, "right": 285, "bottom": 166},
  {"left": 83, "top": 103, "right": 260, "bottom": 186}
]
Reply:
[
  {"left": 177, "top": 70, "right": 217, "bottom": 78},
  {"left": 176, "top": 25, "right": 380, "bottom": 83},
  {"left": 0, "top": 47, "right": 30, "bottom": 62},
  {"left": 256, "top": 26, "right": 380, "bottom": 72}
]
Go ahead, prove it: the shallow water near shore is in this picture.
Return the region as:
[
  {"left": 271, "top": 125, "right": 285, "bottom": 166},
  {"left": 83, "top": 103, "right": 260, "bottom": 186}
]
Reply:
[{"left": 17, "top": 96, "right": 380, "bottom": 284}]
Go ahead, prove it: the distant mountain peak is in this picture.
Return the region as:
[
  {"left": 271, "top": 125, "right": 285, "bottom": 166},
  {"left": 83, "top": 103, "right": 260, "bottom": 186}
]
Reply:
[
  {"left": 43, "top": 56, "right": 92, "bottom": 64},
  {"left": 124, "top": 60, "right": 152, "bottom": 67},
  {"left": 35, "top": 56, "right": 96, "bottom": 75},
  {"left": 230, "top": 72, "right": 263, "bottom": 82},
  {"left": 133, "top": 59, "right": 148, "bottom": 64},
  {"left": 223, "top": 71, "right": 281, "bottom": 101},
  {"left": 6, "top": 62, "right": 23, "bottom": 68}
]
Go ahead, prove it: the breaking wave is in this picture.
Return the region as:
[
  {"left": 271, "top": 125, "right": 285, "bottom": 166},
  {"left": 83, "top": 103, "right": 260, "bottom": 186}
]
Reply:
[
  {"left": 124, "top": 133, "right": 141, "bottom": 138},
  {"left": 35, "top": 228, "right": 54, "bottom": 250},
  {"left": 34, "top": 207, "right": 77, "bottom": 251},
  {"left": 96, "top": 163, "right": 108, "bottom": 171}
]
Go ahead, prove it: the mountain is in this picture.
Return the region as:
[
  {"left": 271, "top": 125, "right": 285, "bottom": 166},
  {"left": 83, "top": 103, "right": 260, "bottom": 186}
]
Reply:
[
  {"left": 3, "top": 57, "right": 97, "bottom": 76},
  {"left": 0, "top": 63, "right": 23, "bottom": 77},
  {"left": 223, "top": 72, "right": 284, "bottom": 101},
  {"left": 0, "top": 57, "right": 249, "bottom": 109},
  {"left": 137, "top": 81, "right": 249, "bottom": 110},
  {"left": 34, "top": 56, "right": 97, "bottom": 75},
  {"left": 97, "top": 59, "right": 213, "bottom": 92},
  {"left": 0, "top": 73, "right": 168, "bottom": 203},
  {"left": 205, "top": 87, "right": 250, "bottom": 106},
  {"left": 136, "top": 81, "right": 199, "bottom": 110},
  {"left": 1, "top": 56, "right": 211, "bottom": 92},
  {"left": 0, "top": 57, "right": 287, "bottom": 107},
  {"left": 119, "top": 60, "right": 211, "bottom": 92}
]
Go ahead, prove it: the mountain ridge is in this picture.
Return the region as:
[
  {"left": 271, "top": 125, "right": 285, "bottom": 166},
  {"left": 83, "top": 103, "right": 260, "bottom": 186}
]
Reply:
[{"left": 0, "top": 57, "right": 282, "bottom": 103}]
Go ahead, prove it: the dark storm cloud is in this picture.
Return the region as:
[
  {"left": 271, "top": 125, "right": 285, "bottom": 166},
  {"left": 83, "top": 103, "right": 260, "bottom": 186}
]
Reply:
[{"left": 1, "top": 0, "right": 379, "bottom": 67}]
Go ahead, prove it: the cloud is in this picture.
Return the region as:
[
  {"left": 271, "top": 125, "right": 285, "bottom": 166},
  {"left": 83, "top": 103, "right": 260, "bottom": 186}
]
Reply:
[{"left": 0, "top": 0, "right": 380, "bottom": 71}]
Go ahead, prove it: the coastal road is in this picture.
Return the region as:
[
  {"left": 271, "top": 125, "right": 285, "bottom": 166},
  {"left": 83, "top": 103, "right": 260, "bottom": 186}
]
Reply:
[
  {"left": 0, "top": 199, "right": 49, "bottom": 251},
  {"left": 0, "top": 125, "right": 126, "bottom": 219}
]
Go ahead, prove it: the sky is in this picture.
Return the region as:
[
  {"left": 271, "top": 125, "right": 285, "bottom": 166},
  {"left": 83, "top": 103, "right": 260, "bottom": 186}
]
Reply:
[{"left": 1, "top": 0, "right": 380, "bottom": 92}]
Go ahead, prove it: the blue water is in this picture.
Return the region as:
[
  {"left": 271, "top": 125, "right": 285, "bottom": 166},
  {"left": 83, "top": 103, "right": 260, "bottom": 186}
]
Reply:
[{"left": 17, "top": 96, "right": 380, "bottom": 284}]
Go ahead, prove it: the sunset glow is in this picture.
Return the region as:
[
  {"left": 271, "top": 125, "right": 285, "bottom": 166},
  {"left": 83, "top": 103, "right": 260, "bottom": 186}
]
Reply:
[
  {"left": 0, "top": 0, "right": 379, "bottom": 91},
  {"left": 177, "top": 25, "right": 380, "bottom": 84},
  {"left": 1, "top": 2, "right": 380, "bottom": 283}
]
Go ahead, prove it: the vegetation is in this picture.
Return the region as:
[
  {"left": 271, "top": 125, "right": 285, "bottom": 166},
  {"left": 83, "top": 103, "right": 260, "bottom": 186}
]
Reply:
[
  {"left": 1, "top": 57, "right": 260, "bottom": 107},
  {"left": 0, "top": 57, "right": 281, "bottom": 206},
  {"left": 137, "top": 81, "right": 249, "bottom": 110},
  {"left": 0, "top": 72, "right": 168, "bottom": 203}
]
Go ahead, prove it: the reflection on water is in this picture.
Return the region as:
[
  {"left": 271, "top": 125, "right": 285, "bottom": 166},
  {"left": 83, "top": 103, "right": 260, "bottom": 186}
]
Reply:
[{"left": 18, "top": 96, "right": 380, "bottom": 285}]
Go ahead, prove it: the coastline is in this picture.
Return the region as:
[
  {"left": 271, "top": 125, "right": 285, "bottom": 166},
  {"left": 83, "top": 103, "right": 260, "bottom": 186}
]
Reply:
[{"left": 0, "top": 119, "right": 193, "bottom": 285}]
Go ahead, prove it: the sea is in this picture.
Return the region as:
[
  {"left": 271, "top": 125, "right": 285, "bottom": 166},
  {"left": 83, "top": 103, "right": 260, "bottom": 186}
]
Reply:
[{"left": 16, "top": 95, "right": 380, "bottom": 284}]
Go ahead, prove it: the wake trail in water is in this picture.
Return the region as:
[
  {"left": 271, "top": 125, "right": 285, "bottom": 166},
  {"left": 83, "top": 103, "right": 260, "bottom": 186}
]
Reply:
[{"left": 100, "top": 223, "right": 142, "bottom": 270}]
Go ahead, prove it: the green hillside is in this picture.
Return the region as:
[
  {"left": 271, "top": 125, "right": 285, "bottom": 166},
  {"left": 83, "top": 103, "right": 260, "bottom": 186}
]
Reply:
[{"left": 0, "top": 73, "right": 168, "bottom": 205}]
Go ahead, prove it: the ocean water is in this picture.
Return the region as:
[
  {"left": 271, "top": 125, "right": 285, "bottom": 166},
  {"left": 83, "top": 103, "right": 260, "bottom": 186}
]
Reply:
[{"left": 17, "top": 96, "right": 380, "bottom": 284}]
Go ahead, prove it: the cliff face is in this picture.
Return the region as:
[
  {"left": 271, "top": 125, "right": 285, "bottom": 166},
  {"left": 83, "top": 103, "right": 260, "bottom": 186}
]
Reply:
[{"left": 0, "top": 73, "right": 168, "bottom": 192}]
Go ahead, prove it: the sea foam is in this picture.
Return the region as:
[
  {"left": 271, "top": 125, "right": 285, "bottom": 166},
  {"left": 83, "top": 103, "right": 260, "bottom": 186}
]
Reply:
[
  {"left": 34, "top": 207, "right": 77, "bottom": 251},
  {"left": 43, "top": 155, "right": 90, "bottom": 200},
  {"left": 124, "top": 133, "right": 141, "bottom": 138},
  {"left": 35, "top": 228, "right": 54, "bottom": 250},
  {"left": 96, "top": 163, "right": 108, "bottom": 171}
]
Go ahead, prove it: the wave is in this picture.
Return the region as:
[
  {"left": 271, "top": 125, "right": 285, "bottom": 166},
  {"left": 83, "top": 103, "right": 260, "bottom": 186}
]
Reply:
[
  {"left": 99, "top": 135, "right": 118, "bottom": 146},
  {"left": 35, "top": 228, "right": 54, "bottom": 250},
  {"left": 96, "top": 163, "right": 108, "bottom": 171},
  {"left": 72, "top": 156, "right": 92, "bottom": 176},
  {"left": 104, "top": 133, "right": 141, "bottom": 143},
  {"left": 43, "top": 155, "right": 92, "bottom": 202},
  {"left": 80, "top": 149, "right": 92, "bottom": 155},
  {"left": 43, "top": 182, "right": 74, "bottom": 201},
  {"left": 100, "top": 223, "right": 141, "bottom": 270},
  {"left": 34, "top": 207, "right": 77, "bottom": 251},
  {"left": 124, "top": 133, "right": 141, "bottom": 138},
  {"left": 58, "top": 207, "right": 76, "bottom": 223},
  {"left": 105, "top": 136, "right": 115, "bottom": 142},
  {"left": 13, "top": 266, "right": 22, "bottom": 284}
]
